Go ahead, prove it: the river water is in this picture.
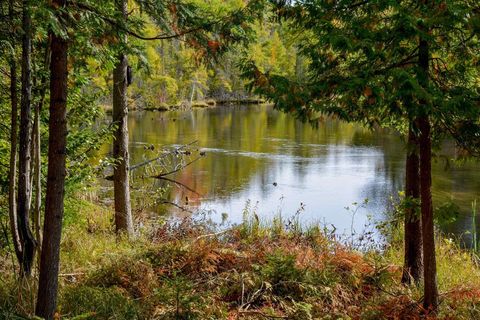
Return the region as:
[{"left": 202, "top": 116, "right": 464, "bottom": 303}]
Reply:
[{"left": 102, "top": 104, "right": 480, "bottom": 243}]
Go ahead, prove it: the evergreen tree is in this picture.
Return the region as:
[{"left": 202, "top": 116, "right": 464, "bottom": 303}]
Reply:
[
  {"left": 242, "top": 0, "right": 480, "bottom": 312},
  {"left": 36, "top": 0, "right": 69, "bottom": 317}
]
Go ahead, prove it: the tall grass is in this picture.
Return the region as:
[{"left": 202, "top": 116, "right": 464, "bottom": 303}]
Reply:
[{"left": 1, "top": 199, "right": 480, "bottom": 319}]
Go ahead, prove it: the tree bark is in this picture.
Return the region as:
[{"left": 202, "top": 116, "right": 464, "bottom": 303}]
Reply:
[
  {"left": 418, "top": 115, "right": 438, "bottom": 311},
  {"left": 32, "top": 96, "right": 42, "bottom": 256},
  {"left": 35, "top": 0, "right": 68, "bottom": 317},
  {"left": 418, "top": 36, "right": 438, "bottom": 312},
  {"left": 112, "top": 0, "right": 133, "bottom": 235},
  {"left": 401, "top": 125, "right": 423, "bottom": 284},
  {"left": 17, "top": 0, "right": 36, "bottom": 276},
  {"left": 32, "top": 43, "right": 50, "bottom": 260},
  {"left": 8, "top": 0, "right": 22, "bottom": 263}
]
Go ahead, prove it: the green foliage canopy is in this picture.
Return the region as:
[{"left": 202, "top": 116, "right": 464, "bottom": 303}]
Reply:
[{"left": 242, "top": 0, "right": 480, "bottom": 150}]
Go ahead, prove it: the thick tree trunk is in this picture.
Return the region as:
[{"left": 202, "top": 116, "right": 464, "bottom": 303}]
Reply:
[
  {"left": 17, "top": 0, "right": 36, "bottom": 276},
  {"left": 418, "top": 36, "right": 438, "bottom": 312},
  {"left": 401, "top": 125, "right": 423, "bottom": 284},
  {"left": 35, "top": 0, "right": 68, "bottom": 317},
  {"left": 8, "top": 0, "right": 22, "bottom": 262},
  {"left": 112, "top": 0, "right": 133, "bottom": 235}
]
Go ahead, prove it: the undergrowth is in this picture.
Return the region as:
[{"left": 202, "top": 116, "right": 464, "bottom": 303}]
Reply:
[{"left": 0, "top": 200, "right": 480, "bottom": 319}]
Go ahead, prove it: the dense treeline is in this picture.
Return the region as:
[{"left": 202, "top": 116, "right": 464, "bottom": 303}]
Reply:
[
  {"left": 0, "top": 0, "right": 479, "bottom": 319},
  {"left": 97, "top": 17, "right": 300, "bottom": 108}
]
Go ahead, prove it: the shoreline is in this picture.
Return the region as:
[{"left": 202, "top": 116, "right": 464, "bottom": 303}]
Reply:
[{"left": 101, "top": 98, "right": 268, "bottom": 113}]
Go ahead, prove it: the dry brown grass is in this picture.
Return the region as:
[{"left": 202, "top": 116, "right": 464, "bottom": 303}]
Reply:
[{"left": 1, "top": 201, "right": 480, "bottom": 319}]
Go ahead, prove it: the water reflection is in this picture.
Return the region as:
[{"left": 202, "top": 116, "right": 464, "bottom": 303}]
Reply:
[{"left": 101, "top": 104, "right": 480, "bottom": 242}]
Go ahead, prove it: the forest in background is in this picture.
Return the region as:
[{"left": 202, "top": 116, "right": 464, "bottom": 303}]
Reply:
[
  {"left": 0, "top": 0, "right": 479, "bottom": 319},
  {"left": 91, "top": 6, "right": 301, "bottom": 109}
]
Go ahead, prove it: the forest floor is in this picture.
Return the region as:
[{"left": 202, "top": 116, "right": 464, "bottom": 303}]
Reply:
[{"left": 1, "top": 198, "right": 480, "bottom": 319}]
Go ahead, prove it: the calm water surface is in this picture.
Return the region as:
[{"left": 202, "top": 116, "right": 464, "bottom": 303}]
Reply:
[{"left": 104, "top": 104, "right": 480, "bottom": 242}]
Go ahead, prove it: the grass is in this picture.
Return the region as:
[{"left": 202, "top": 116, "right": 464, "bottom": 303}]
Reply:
[{"left": 1, "top": 199, "right": 480, "bottom": 319}]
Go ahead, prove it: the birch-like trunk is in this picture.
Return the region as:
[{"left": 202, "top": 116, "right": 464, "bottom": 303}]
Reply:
[
  {"left": 8, "top": 0, "right": 22, "bottom": 262},
  {"left": 17, "top": 0, "right": 36, "bottom": 276}
]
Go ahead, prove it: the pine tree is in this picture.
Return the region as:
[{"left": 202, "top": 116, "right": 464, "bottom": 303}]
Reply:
[
  {"left": 243, "top": 0, "right": 480, "bottom": 313},
  {"left": 36, "top": 0, "right": 69, "bottom": 317}
]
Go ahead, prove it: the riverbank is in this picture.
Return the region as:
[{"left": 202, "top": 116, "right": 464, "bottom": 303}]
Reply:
[
  {"left": 100, "top": 98, "right": 267, "bottom": 113},
  {"left": 142, "top": 98, "right": 267, "bottom": 112},
  {"left": 1, "top": 199, "right": 480, "bottom": 319}
]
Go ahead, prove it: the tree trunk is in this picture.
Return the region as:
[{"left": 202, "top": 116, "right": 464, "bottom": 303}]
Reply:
[
  {"left": 112, "top": 0, "right": 133, "bottom": 235},
  {"left": 418, "top": 115, "right": 438, "bottom": 311},
  {"left": 418, "top": 36, "right": 438, "bottom": 312},
  {"left": 32, "top": 98, "right": 42, "bottom": 256},
  {"left": 8, "top": 0, "right": 22, "bottom": 263},
  {"left": 17, "top": 0, "right": 36, "bottom": 276},
  {"left": 35, "top": 0, "right": 68, "bottom": 317},
  {"left": 190, "top": 80, "right": 196, "bottom": 103},
  {"left": 32, "top": 43, "right": 50, "bottom": 260},
  {"left": 401, "top": 125, "right": 423, "bottom": 284}
]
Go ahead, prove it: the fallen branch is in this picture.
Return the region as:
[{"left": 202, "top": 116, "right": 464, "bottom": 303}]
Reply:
[
  {"left": 153, "top": 156, "right": 202, "bottom": 178},
  {"left": 59, "top": 272, "right": 85, "bottom": 277},
  {"left": 156, "top": 176, "right": 201, "bottom": 196},
  {"left": 104, "top": 141, "right": 199, "bottom": 180},
  {"left": 129, "top": 154, "right": 169, "bottom": 172},
  {"left": 130, "top": 140, "right": 198, "bottom": 171},
  {"left": 194, "top": 229, "right": 231, "bottom": 241},
  {"left": 158, "top": 199, "right": 193, "bottom": 213}
]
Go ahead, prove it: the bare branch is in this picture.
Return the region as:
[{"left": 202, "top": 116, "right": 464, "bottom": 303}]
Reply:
[
  {"left": 153, "top": 156, "right": 203, "bottom": 178},
  {"left": 156, "top": 176, "right": 201, "bottom": 196},
  {"left": 129, "top": 140, "right": 198, "bottom": 171},
  {"left": 158, "top": 199, "right": 193, "bottom": 213}
]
